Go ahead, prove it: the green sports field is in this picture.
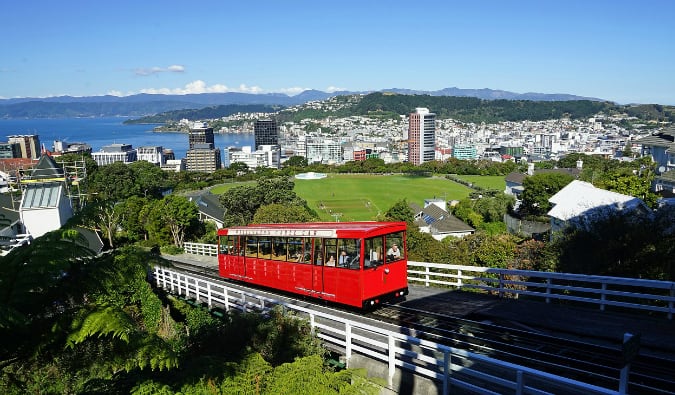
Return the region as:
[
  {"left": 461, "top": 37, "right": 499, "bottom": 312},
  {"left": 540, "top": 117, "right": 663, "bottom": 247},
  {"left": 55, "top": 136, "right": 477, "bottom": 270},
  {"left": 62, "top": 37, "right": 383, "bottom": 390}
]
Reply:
[
  {"left": 209, "top": 174, "right": 506, "bottom": 222},
  {"left": 293, "top": 174, "right": 473, "bottom": 221}
]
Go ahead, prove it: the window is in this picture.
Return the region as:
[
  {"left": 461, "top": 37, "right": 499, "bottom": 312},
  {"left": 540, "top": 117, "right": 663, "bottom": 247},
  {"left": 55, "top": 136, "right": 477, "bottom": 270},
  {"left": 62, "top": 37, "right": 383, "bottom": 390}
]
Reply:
[
  {"left": 220, "top": 235, "right": 236, "bottom": 255},
  {"left": 385, "top": 231, "right": 404, "bottom": 263},
  {"left": 312, "top": 238, "right": 323, "bottom": 265},
  {"left": 272, "top": 237, "right": 287, "bottom": 261},
  {"left": 288, "top": 237, "right": 304, "bottom": 263},
  {"left": 245, "top": 237, "right": 258, "bottom": 258},
  {"left": 324, "top": 238, "right": 338, "bottom": 267},
  {"left": 365, "top": 236, "right": 384, "bottom": 268},
  {"left": 338, "top": 238, "right": 360, "bottom": 269},
  {"left": 258, "top": 236, "right": 272, "bottom": 259}
]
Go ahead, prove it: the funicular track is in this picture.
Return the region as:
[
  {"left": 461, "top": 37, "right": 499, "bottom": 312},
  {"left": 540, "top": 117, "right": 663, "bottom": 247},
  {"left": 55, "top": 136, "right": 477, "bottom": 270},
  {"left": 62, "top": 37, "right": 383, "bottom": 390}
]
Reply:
[
  {"left": 370, "top": 304, "right": 675, "bottom": 395},
  {"left": 163, "top": 259, "right": 675, "bottom": 394}
]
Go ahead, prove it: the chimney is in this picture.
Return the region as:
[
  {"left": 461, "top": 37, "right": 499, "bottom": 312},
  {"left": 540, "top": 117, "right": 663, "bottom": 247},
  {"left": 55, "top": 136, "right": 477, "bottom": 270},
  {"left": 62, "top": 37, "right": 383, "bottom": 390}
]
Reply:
[
  {"left": 576, "top": 160, "right": 583, "bottom": 170},
  {"left": 527, "top": 162, "right": 534, "bottom": 176}
]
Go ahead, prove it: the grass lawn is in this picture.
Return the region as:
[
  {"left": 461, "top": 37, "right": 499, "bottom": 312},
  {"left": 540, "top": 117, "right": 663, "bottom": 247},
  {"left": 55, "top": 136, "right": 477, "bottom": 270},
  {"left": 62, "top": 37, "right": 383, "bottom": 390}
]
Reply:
[
  {"left": 293, "top": 174, "right": 473, "bottom": 221},
  {"left": 452, "top": 175, "right": 506, "bottom": 191}
]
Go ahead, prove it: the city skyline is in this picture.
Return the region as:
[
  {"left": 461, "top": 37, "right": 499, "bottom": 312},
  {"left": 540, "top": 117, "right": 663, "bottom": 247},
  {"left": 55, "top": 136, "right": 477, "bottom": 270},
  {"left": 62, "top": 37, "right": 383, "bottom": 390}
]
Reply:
[{"left": 2, "top": 1, "right": 674, "bottom": 105}]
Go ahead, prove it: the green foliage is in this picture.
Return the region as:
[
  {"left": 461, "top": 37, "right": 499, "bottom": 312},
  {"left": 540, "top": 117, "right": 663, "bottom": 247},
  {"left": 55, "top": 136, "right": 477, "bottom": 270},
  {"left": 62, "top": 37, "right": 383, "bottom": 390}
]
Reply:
[
  {"left": 352, "top": 92, "right": 613, "bottom": 123},
  {"left": 519, "top": 172, "right": 574, "bottom": 218},
  {"left": 384, "top": 199, "right": 415, "bottom": 224},
  {"left": 253, "top": 203, "right": 318, "bottom": 223},
  {"left": 160, "top": 245, "right": 184, "bottom": 255},
  {"left": 148, "top": 195, "right": 200, "bottom": 247},
  {"left": 220, "top": 176, "right": 308, "bottom": 226},
  {"left": 549, "top": 207, "right": 675, "bottom": 280},
  {"left": 67, "top": 306, "right": 136, "bottom": 346}
]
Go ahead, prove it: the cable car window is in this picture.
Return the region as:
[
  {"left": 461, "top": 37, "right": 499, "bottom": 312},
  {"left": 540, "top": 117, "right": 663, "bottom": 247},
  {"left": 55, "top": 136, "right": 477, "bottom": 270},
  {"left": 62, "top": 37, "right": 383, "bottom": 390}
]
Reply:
[
  {"left": 365, "top": 236, "right": 384, "bottom": 268},
  {"left": 288, "top": 237, "right": 303, "bottom": 263},
  {"left": 324, "top": 238, "right": 338, "bottom": 267},
  {"left": 338, "top": 238, "right": 360, "bottom": 269},
  {"left": 245, "top": 237, "right": 258, "bottom": 258},
  {"left": 272, "top": 237, "right": 287, "bottom": 261},
  {"left": 220, "top": 235, "right": 233, "bottom": 254},
  {"left": 258, "top": 236, "right": 271, "bottom": 259},
  {"left": 301, "top": 239, "right": 312, "bottom": 264},
  {"left": 312, "top": 238, "right": 323, "bottom": 265},
  {"left": 385, "top": 231, "right": 404, "bottom": 263}
]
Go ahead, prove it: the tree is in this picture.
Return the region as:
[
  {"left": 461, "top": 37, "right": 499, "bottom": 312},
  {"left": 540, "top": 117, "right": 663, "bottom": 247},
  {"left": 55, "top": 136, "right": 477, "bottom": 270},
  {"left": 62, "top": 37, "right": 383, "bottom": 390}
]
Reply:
[
  {"left": 117, "top": 195, "right": 151, "bottom": 242},
  {"left": 519, "top": 172, "right": 574, "bottom": 218},
  {"left": 79, "top": 197, "right": 123, "bottom": 248},
  {"left": 253, "top": 203, "right": 318, "bottom": 224},
  {"left": 147, "top": 195, "right": 199, "bottom": 247},
  {"left": 220, "top": 176, "right": 309, "bottom": 226},
  {"left": 284, "top": 155, "right": 308, "bottom": 168},
  {"left": 88, "top": 161, "right": 136, "bottom": 201},
  {"left": 383, "top": 199, "right": 415, "bottom": 224},
  {"left": 129, "top": 160, "right": 167, "bottom": 198}
]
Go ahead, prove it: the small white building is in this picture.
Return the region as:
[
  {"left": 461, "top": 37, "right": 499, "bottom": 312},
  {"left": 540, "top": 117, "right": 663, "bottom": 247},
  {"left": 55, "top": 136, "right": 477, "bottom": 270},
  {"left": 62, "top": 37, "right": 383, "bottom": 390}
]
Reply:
[
  {"left": 547, "top": 180, "right": 650, "bottom": 234},
  {"left": 137, "top": 146, "right": 165, "bottom": 165},
  {"left": 19, "top": 155, "right": 73, "bottom": 238},
  {"left": 92, "top": 143, "right": 137, "bottom": 166}
]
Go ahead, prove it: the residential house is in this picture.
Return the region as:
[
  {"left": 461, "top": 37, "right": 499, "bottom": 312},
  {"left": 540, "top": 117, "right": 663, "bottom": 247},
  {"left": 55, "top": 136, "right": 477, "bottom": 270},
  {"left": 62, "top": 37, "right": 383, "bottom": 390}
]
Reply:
[
  {"left": 410, "top": 200, "right": 474, "bottom": 241},
  {"left": 547, "top": 180, "right": 650, "bottom": 234},
  {"left": 638, "top": 127, "right": 675, "bottom": 196},
  {"left": 188, "top": 191, "right": 225, "bottom": 229}
]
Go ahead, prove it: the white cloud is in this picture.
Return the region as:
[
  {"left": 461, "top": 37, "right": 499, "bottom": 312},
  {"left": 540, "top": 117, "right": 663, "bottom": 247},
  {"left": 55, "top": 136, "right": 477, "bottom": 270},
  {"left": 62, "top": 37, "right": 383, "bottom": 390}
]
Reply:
[
  {"left": 134, "top": 64, "right": 186, "bottom": 76},
  {"left": 325, "top": 86, "right": 345, "bottom": 93},
  {"left": 278, "top": 87, "right": 309, "bottom": 96},
  {"left": 137, "top": 80, "right": 270, "bottom": 95},
  {"left": 167, "top": 65, "right": 185, "bottom": 72}
]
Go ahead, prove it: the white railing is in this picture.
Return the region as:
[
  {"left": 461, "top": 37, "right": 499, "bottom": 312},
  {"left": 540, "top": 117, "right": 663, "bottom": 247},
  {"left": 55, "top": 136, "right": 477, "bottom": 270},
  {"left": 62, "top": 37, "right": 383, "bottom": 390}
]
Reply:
[
  {"left": 153, "top": 266, "right": 624, "bottom": 395},
  {"left": 407, "top": 261, "right": 675, "bottom": 320},
  {"left": 183, "top": 242, "right": 219, "bottom": 256}
]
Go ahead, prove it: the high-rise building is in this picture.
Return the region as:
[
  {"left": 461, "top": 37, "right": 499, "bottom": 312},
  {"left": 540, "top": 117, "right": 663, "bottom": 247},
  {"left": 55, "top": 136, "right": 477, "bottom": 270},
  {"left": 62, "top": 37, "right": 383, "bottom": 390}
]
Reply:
[
  {"left": 0, "top": 142, "right": 21, "bottom": 159},
  {"left": 8, "top": 135, "right": 41, "bottom": 159},
  {"left": 254, "top": 119, "right": 278, "bottom": 149},
  {"left": 188, "top": 122, "right": 215, "bottom": 150},
  {"left": 408, "top": 108, "right": 436, "bottom": 165},
  {"left": 186, "top": 122, "right": 221, "bottom": 172}
]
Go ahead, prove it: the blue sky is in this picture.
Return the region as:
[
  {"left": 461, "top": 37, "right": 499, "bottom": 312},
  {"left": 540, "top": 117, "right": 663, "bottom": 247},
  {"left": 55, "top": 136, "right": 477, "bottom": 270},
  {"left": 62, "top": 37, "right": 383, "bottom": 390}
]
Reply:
[{"left": 2, "top": 0, "right": 674, "bottom": 104}]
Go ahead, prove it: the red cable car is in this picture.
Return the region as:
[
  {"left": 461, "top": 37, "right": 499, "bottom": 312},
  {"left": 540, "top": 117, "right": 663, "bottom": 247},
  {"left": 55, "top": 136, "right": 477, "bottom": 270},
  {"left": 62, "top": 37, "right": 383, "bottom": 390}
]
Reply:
[{"left": 217, "top": 222, "right": 409, "bottom": 309}]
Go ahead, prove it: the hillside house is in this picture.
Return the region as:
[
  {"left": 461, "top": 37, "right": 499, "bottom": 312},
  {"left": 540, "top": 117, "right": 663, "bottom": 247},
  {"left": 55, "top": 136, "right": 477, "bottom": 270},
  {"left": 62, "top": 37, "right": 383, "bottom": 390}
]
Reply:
[
  {"left": 410, "top": 199, "right": 474, "bottom": 240},
  {"left": 638, "top": 127, "right": 675, "bottom": 196},
  {"left": 547, "top": 180, "right": 650, "bottom": 234}
]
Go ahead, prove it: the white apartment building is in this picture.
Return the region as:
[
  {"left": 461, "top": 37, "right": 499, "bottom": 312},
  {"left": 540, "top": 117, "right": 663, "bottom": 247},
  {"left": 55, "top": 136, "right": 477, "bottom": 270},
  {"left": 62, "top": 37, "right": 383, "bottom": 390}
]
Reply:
[
  {"left": 305, "top": 138, "right": 342, "bottom": 164},
  {"left": 91, "top": 144, "right": 137, "bottom": 166},
  {"left": 137, "top": 146, "right": 164, "bottom": 165},
  {"left": 227, "top": 145, "right": 281, "bottom": 170}
]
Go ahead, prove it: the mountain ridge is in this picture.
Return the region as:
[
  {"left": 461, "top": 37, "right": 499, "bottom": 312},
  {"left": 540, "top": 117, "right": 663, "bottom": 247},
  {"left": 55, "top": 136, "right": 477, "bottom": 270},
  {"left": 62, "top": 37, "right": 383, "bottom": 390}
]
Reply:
[{"left": 0, "top": 87, "right": 607, "bottom": 119}]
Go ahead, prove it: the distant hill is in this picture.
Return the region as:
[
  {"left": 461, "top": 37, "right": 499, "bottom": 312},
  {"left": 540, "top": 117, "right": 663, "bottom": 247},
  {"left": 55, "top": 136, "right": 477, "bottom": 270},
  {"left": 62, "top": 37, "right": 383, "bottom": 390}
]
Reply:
[{"left": 0, "top": 87, "right": 609, "bottom": 119}]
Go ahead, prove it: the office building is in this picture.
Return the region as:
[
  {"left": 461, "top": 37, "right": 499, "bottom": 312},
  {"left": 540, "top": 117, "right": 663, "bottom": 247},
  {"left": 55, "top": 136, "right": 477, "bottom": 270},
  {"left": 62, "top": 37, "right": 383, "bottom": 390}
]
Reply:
[
  {"left": 0, "top": 142, "right": 21, "bottom": 159},
  {"left": 8, "top": 135, "right": 41, "bottom": 159},
  {"left": 408, "top": 108, "right": 435, "bottom": 165},
  {"left": 186, "top": 122, "right": 221, "bottom": 172},
  {"left": 188, "top": 122, "right": 215, "bottom": 150},
  {"left": 137, "top": 146, "right": 164, "bottom": 165},
  {"left": 254, "top": 119, "right": 278, "bottom": 149},
  {"left": 91, "top": 144, "right": 137, "bottom": 166}
]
